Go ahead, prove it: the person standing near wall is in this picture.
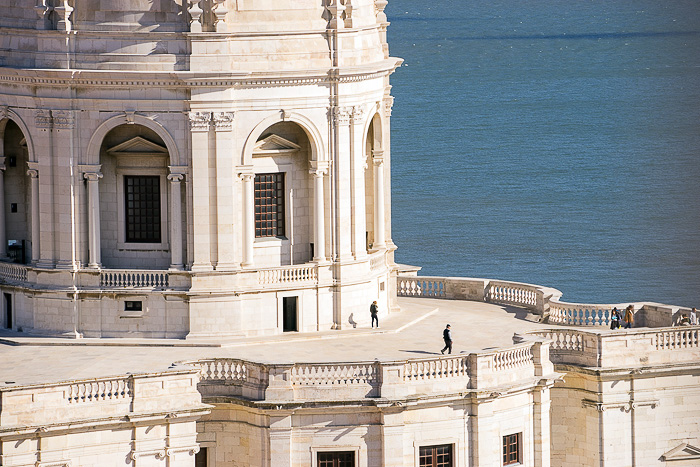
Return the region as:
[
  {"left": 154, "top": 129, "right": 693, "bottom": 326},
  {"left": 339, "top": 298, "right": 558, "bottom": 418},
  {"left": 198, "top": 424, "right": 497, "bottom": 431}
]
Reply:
[
  {"left": 690, "top": 307, "right": 698, "bottom": 326},
  {"left": 623, "top": 305, "right": 634, "bottom": 329},
  {"left": 441, "top": 324, "right": 452, "bottom": 354},
  {"left": 370, "top": 301, "right": 379, "bottom": 328}
]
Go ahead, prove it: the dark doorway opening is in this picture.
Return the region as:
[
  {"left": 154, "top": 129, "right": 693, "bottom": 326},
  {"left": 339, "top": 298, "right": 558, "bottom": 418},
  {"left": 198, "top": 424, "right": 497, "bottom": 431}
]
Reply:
[
  {"left": 4, "top": 293, "right": 12, "bottom": 329},
  {"left": 283, "top": 296, "right": 298, "bottom": 332}
]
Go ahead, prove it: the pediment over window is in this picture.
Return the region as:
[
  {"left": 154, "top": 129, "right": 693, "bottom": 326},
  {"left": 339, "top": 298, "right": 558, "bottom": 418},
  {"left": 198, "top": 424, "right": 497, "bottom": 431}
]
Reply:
[
  {"left": 107, "top": 137, "right": 168, "bottom": 156},
  {"left": 661, "top": 443, "right": 700, "bottom": 461},
  {"left": 254, "top": 134, "right": 301, "bottom": 154}
]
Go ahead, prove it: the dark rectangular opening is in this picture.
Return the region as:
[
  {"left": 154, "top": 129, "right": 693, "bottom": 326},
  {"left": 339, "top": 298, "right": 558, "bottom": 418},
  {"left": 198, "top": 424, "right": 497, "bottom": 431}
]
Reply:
[
  {"left": 4, "top": 293, "right": 12, "bottom": 329},
  {"left": 503, "top": 433, "right": 521, "bottom": 466},
  {"left": 283, "top": 296, "right": 298, "bottom": 332},
  {"left": 419, "top": 444, "right": 453, "bottom": 467},
  {"left": 254, "top": 172, "right": 285, "bottom": 238},
  {"left": 124, "top": 301, "right": 143, "bottom": 312},
  {"left": 124, "top": 175, "right": 161, "bottom": 243},
  {"left": 318, "top": 451, "right": 355, "bottom": 467},
  {"left": 195, "top": 447, "right": 207, "bottom": 467}
]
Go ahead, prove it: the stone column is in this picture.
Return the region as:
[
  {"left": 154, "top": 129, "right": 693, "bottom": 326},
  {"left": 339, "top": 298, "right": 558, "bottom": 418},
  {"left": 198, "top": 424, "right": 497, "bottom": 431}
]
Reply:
[
  {"left": 350, "top": 106, "right": 367, "bottom": 259},
  {"left": 167, "top": 170, "right": 185, "bottom": 270},
  {"left": 240, "top": 172, "right": 255, "bottom": 267},
  {"left": 310, "top": 162, "right": 328, "bottom": 262},
  {"left": 26, "top": 163, "right": 41, "bottom": 265},
  {"left": 83, "top": 170, "right": 102, "bottom": 268},
  {"left": 189, "top": 111, "right": 213, "bottom": 271},
  {"left": 332, "top": 106, "right": 353, "bottom": 261},
  {"left": 372, "top": 150, "right": 386, "bottom": 249},
  {"left": 213, "top": 112, "right": 237, "bottom": 270},
  {"left": 0, "top": 157, "right": 6, "bottom": 259}
]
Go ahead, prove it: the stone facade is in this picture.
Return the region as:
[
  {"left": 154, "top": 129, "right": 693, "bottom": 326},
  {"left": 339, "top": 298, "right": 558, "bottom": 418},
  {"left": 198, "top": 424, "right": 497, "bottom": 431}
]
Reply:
[{"left": 0, "top": 0, "right": 399, "bottom": 339}]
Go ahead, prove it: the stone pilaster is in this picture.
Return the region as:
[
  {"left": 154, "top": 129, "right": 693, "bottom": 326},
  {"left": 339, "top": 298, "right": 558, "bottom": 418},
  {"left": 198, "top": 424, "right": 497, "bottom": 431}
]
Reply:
[
  {"left": 82, "top": 168, "right": 102, "bottom": 269},
  {"left": 167, "top": 169, "right": 186, "bottom": 270},
  {"left": 189, "top": 111, "right": 214, "bottom": 271},
  {"left": 309, "top": 162, "right": 329, "bottom": 263},
  {"left": 239, "top": 171, "right": 255, "bottom": 268},
  {"left": 26, "top": 163, "right": 41, "bottom": 265},
  {"left": 213, "top": 112, "right": 237, "bottom": 270},
  {"left": 350, "top": 106, "right": 367, "bottom": 259}
]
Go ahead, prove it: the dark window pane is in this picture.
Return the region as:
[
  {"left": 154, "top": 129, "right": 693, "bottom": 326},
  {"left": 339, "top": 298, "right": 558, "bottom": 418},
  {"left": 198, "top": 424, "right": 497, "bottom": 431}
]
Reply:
[
  {"left": 254, "top": 172, "right": 285, "bottom": 238},
  {"left": 124, "top": 175, "right": 161, "bottom": 243}
]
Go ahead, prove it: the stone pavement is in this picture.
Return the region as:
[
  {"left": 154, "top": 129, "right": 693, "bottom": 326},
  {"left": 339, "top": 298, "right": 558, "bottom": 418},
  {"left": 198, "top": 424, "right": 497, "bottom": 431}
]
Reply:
[{"left": 0, "top": 298, "right": 558, "bottom": 388}]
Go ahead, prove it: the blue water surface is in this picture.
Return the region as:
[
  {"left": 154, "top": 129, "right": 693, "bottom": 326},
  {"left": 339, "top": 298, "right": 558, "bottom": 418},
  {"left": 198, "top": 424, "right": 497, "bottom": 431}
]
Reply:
[{"left": 387, "top": 0, "right": 700, "bottom": 306}]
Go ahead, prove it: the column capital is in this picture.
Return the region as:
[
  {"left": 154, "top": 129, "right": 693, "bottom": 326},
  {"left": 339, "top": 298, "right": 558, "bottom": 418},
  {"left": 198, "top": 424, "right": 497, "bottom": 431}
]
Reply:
[
  {"left": 188, "top": 111, "right": 212, "bottom": 131},
  {"left": 0, "top": 156, "right": 5, "bottom": 171},
  {"left": 239, "top": 172, "right": 255, "bottom": 182},
  {"left": 83, "top": 172, "right": 103, "bottom": 182},
  {"left": 168, "top": 165, "right": 188, "bottom": 176},
  {"left": 167, "top": 173, "right": 184, "bottom": 183},
  {"left": 350, "top": 106, "right": 365, "bottom": 125},
  {"left": 212, "top": 111, "right": 234, "bottom": 131},
  {"left": 35, "top": 110, "right": 52, "bottom": 129},
  {"left": 309, "top": 161, "right": 330, "bottom": 176},
  {"left": 383, "top": 96, "right": 394, "bottom": 117},
  {"left": 27, "top": 161, "right": 40, "bottom": 178},
  {"left": 331, "top": 106, "right": 353, "bottom": 125}
]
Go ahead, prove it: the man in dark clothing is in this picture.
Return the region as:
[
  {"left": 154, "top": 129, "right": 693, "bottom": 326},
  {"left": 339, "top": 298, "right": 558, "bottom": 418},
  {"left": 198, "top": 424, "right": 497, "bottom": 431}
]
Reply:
[
  {"left": 370, "top": 301, "right": 379, "bottom": 328},
  {"left": 441, "top": 324, "right": 452, "bottom": 354}
]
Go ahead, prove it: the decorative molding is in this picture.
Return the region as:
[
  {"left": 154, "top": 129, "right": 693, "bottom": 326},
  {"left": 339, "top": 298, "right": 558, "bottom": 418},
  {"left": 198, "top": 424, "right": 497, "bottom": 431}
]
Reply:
[
  {"left": 0, "top": 105, "right": 8, "bottom": 120},
  {"left": 107, "top": 136, "right": 167, "bottom": 156},
  {"left": 661, "top": 443, "right": 700, "bottom": 462},
  {"left": 188, "top": 111, "right": 211, "bottom": 131},
  {"left": 52, "top": 110, "right": 74, "bottom": 129},
  {"left": 383, "top": 96, "right": 394, "bottom": 117},
  {"left": 350, "top": 105, "right": 365, "bottom": 124},
  {"left": 254, "top": 134, "right": 301, "bottom": 154},
  {"left": 36, "top": 461, "right": 72, "bottom": 467},
  {"left": 581, "top": 398, "right": 659, "bottom": 412},
  {"left": 212, "top": 111, "right": 235, "bottom": 131},
  {"left": 35, "top": 110, "right": 52, "bottom": 129},
  {"left": 332, "top": 106, "right": 353, "bottom": 125}
]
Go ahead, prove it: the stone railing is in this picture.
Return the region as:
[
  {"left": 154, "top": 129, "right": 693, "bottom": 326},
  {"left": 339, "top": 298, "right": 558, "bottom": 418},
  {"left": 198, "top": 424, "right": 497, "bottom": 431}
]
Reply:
[
  {"left": 0, "top": 370, "right": 203, "bottom": 427},
  {"left": 397, "top": 276, "right": 447, "bottom": 298},
  {"left": 396, "top": 274, "right": 691, "bottom": 328},
  {"left": 184, "top": 339, "right": 555, "bottom": 403},
  {"left": 67, "top": 377, "right": 131, "bottom": 403},
  {"left": 0, "top": 261, "right": 29, "bottom": 283},
  {"left": 257, "top": 264, "right": 317, "bottom": 286},
  {"left": 100, "top": 270, "right": 169, "bottom": 288},
  {"left": 527, "top": 327, "right": 700, "bottom": 368}
]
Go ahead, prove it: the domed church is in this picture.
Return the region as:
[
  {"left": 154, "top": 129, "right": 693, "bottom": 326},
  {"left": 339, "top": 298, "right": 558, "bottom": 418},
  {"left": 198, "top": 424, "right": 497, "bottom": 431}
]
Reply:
[{"left": 0, "top": 0, "right": 400, "bottom": 339}]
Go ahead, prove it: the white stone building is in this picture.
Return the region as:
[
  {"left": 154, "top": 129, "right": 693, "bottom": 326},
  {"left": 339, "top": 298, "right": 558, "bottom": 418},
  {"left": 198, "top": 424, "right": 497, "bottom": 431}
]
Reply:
[
  {"left": 0, "top": 0, "right": 399, "bottom": 339},
  {"left": 1, "top": 2, "right": 699, "bottom": 467}
]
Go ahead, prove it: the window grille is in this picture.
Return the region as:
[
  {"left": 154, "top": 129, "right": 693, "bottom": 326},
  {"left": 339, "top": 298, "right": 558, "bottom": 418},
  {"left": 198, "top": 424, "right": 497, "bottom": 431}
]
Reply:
[
  {"left": 124, "top": 175, "right": 161, "bottom": 243},
  {"left": 317, "top": 451, "right": 355, "bottom": 467},
  {"left": 254, "top": 173, "right": 285, "bottom": 238}
]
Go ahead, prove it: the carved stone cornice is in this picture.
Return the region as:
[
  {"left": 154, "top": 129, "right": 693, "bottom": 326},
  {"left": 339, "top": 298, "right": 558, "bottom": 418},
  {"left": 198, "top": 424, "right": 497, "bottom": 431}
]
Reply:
[
  {"left": 212, "top": 111, "right": 234, "bottom": 131},
  {"left": 350, "top": 105, "right": 365, "bottom": 125},
  {"left": 188, "top": 111, "right": 211, "bottom": 131},
  {"left": 332, "top": 106, "right": 353, "bottom": 125}
]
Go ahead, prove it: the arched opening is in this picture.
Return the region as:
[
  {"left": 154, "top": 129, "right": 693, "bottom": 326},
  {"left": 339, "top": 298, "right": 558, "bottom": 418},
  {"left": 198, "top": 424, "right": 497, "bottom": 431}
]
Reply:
[
  {"left": 1, "top": 119, "right": 31, "bottom": 264},
  {"left": 364, "top": 112, "right": 383, "bottom": 251},
  {"left": 252, "top": 121, "right": 315, "bottom": 266},
  {"left": 97, "top": 124, "right": 175, "bottom": 269}
]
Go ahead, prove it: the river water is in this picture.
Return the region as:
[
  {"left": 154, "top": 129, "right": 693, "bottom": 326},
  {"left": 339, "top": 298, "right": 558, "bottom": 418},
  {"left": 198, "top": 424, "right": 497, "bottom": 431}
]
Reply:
[{"left": 386, "top": 0, "right": 700, "bottom": 306}]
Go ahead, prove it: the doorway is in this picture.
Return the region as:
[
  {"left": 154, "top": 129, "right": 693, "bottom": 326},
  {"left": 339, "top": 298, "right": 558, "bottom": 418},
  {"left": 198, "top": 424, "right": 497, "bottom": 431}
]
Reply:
[
  {"left": 3, "top": 293, "right": 12, "bottom": 329},
  {"left": 283, "top": 296, "right": 298, "bottom": 332}
]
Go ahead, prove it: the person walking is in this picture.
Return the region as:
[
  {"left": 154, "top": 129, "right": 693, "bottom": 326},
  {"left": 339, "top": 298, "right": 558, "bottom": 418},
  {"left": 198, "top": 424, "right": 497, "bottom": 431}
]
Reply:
[
  {"left": 690, "top": 307, "right": 698, "bottom": 326},
  {"left": 370, "top": 301, "right": 379, "bottom": 328},
  {"left": 441, "top": 324, "right": 452, "bottom": 354},
  {"left": 623, "top": 305, "right": 634, "bottom": 329}
]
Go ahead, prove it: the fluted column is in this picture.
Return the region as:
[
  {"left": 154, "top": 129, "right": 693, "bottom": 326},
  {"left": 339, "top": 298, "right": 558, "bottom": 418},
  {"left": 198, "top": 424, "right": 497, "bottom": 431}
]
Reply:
[
  {"left": 240, "top": 172, "right": 255, "bottom": 267},
  {"left": 83, "top": 170, "right": 102, "bottom": 268},
  {"left": 168, "top": 170, "right": 185, "bottom": 270},
  {"left": 0, "top": 158, "right": 6, "bottom": 259},
  {"left": 372, "top": 150, "right": 386, "bottom": 249},
  {"left": 27, "top": 164, "right": 41, "bottom": 265},
  {"left": 310, "top": 163, "right": 329, "bottom": 262}
]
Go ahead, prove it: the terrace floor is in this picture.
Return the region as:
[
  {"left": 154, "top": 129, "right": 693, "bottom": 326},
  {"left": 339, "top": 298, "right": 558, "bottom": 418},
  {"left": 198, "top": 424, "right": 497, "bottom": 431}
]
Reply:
[{"left": 0, "top": 298, "right": 599, "bottom": 388}]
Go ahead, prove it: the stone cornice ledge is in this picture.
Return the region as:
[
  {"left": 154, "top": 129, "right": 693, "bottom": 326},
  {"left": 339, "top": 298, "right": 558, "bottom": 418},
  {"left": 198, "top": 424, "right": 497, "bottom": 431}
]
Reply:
[{"left": 0, "top": 58, "right": 402, "bottom": 89}]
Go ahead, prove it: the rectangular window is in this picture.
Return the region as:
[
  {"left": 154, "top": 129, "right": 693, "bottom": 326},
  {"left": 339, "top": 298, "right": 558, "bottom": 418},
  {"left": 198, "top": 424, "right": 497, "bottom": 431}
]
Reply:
[
  {"left": 317, "top": 451, "right": 355, "bottom": 467},
  {"left": 195, "top": 447, "right": 207, "bottom": 467},
  {"left": 124, "top": 175, "right": 161, "bottom": 243},
  {"left": 503, "top": 433, "right": 521, "bottom": 466},
  {"left": 254, "top": 172, "right": 285, "bottom": 238},
  {"left": 124, "top": 301, "right": 143, "bottom": 312},
  {"left": 419, "top": 444, "right": 453, "bottom": 467}
]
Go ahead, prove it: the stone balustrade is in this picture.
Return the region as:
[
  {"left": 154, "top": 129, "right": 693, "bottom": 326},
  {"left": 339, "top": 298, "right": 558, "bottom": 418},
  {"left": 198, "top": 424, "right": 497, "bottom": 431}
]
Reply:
[
  {"left": 397, "top": 274, "right": 692, "bottom": 329},
  {"left": 0, "top": 370, "right": 204, "bottom": 428},
  {"left": 100, "top": 270, "right": 170, "bottom": 288},
  {"left": 526, "top": 327, "right": 700, "bottom": 368},
  {"left": 182, "top": 339, "right": 554, "bottom": 403},
  {"left": 257, "top": 264, "right": 318, "bottom": 286},
  {"left": 0, "top": 261, "right": 28, "bottom": 283}
]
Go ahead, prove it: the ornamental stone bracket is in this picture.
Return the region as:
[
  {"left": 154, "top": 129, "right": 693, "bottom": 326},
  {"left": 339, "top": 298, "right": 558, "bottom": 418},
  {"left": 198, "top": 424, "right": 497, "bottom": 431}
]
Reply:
[
  {"left": 581, "top": 398, "right": 659, "bottom": 412},
  {"left": 129, "top": 445, "right": 200, "bottom": 461},
  {"left": 212, "top": 111, "right": 234, "bottom": 131},
  {"left": 383, "top": 96, "right": 394, "bottom": 118},
  {"left": 188, "top": 111, "right": 212, "bottom": 132},
  {"left": 331, "top": 106, "right": 364, "bottom": 125}
]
